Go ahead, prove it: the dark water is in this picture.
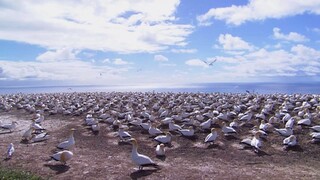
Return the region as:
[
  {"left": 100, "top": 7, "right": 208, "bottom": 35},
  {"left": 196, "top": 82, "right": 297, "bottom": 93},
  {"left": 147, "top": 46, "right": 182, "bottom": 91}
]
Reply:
[{"left": 0, "top": 83, "right": 319, "bottom": 95}]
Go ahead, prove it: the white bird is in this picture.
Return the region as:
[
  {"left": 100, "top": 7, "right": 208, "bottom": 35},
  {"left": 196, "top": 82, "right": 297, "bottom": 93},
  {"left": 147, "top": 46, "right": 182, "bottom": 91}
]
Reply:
[
  {"left": 6, "top": 143, "right": 14, "bottom": 159},
  {"left": 57, "top": 128, "right": 76, "bottom": 150},
  {"left": 155, "top": 144, "right": 166, "bottom": 156},
  {"left": 91, "top": 124, "right": 100, "bottom": 132},
  {"left": 221, "top": 122, "right": 237, "bottom": 135},
  {"left": 118, "top": 127, "right": 132, "bottom": 141},
  {"left": 259, "top": 120, "right": 273, "bottom": 132},
  {"left": 168, "top": 121, "right": 182, "bottom": 131},
  {"left": 22, "top": 127, "right": 34, "bottom": 141},
  {"left": 285, "top": 117, "right": 295, "bottom": 129},
  {"left": 200, "top": 119, "right": 212, "bottom": 130},
  {"left": 34, "top": 113, "right": 44, "bottom": 124},
  {"left": 297, "top": 118, "right": 311, "bottom": 126},
  {"left": 1, "top": 121, "right": 18, "bottom": 132},
  {"left": 283, "top": 135, "right": 297, "bottom": 147},
  {"left": 275, "top": 127, "right": 293, "bottom": 137},
  {"left": 31, "top": 120, "right": 46, "bottom": 132},
  {"left": 204, "top": 128, "right": 218, "bottom": 144},
  {"left": 310, "top": 132, "right": 320, "bottom": 139},
  {"left": 251, "top": 132, "right": 262, "bottom": 152},
  {"left": 310, "top": 125, "right": 320, "bottom": 132},
  {"left": 154, "top": 132, "right": 172, "bottom": 144},
  {"left": 140, "top": 121, "right": 151, "bottom": 130},
  {"left": 31, "top": 132, "right": 50, "bottom": 143},
  {"left": 229, "top": 119, "right": 239, "bottom": 129},
  {"left": 178, "top": 126, "right": 195, "bottom": 137},
  {"left": 51, "top": 150, "right": 73, "bottom": 165},
  {"left": 129, "top": 138, "right": 159, "bottom": 170},
  {"left": 148, "top": 124, "right": 163, "bottom": 136}
]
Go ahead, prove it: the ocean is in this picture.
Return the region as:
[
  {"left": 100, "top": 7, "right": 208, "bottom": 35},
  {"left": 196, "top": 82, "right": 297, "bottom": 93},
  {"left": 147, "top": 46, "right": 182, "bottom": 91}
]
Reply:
[{"left": 0, "top": 82, "right": 320, "bottom": 95}]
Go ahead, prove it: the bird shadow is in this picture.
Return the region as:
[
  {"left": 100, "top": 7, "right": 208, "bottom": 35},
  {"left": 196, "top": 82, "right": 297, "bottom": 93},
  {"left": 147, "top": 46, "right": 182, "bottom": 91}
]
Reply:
[
  {"left": 130, "top": 169, "right": 158, "bottom": 180},
  {"left": 284, "top": 145, "right": 303, "bottom": 152},
  {"left": 255, "top": 149, "right": 269, "bottom": 156},
  {"left": 118, "top": 141, "right": 131, "bottom": 145},
  {"left": 44, "top": 164, "right": 70, "bottom": 174},
  {"left": 182, "top": 135, "right": 198, "bottom": 141},
  {"left": 156, "top": 155, "right": 166, "bottom": 161},
  {"left": 206, "top": 143, "right": 219, "bottom": 149},
  {"left": 224, "top": 134, "right": 238, "bottom": 140},
  {"left": 0, "top": 130, "right": 12, "bottom": 134},
  {"left": 20, "top": 139, "right": 30, "bottom": 144}
]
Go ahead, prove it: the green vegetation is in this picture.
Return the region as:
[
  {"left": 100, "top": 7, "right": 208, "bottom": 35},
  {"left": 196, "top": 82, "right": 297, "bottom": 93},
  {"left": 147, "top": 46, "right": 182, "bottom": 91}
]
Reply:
[{"left": 0, "top": 167, "right": 42, "bottom": 180}]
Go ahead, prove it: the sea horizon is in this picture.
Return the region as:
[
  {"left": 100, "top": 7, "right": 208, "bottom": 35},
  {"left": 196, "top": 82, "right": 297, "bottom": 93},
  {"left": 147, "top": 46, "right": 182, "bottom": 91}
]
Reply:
[{"left": 1, "top": 82, "right": 320, "bottom": 95}]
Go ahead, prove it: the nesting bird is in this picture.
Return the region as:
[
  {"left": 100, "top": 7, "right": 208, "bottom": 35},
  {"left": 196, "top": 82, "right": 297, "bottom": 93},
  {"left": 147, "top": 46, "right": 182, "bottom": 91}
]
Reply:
[
  {"left": 155, "top": 144, "right": 166, "bottom": 156},
  {"left": 1, "top": 121, "right": 18, "bottom": 132},
  {"left": 204, "top": 128, "right": 218, "bottom": 144},
  {"left": 57, "top": 128, "right": 76, "bottom": 150},
  {"left": 283, "top": 135, "right": 297, "bottom": 147},
  {"left": 6, "top": 143, "right": 14, "bottom": 159},
  {"left": 129, "top": 138, "right": 159, "bottom": 170},
  {"left": 154, "top": 132, "right": 172, "bottom": 144},
  {"left": 51, "top": 150, "right": 73, "bottom": 165}
]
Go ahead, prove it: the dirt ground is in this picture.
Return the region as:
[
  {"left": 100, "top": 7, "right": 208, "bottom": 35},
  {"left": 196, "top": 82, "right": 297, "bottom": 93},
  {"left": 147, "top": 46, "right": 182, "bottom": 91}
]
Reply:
[{"left": 1, "top": 109, "right": 320, "bottom": 180}]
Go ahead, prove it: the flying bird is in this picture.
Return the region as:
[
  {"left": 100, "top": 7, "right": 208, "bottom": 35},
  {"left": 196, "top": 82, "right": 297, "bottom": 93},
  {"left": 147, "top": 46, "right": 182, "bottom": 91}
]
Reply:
[{"left": 202, "top": 58, "right": 217, "bottom": 66}]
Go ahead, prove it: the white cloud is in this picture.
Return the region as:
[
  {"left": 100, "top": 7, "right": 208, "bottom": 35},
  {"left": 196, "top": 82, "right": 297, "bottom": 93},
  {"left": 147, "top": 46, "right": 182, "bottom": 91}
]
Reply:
[
  {"left": 197, "top": 0, "right": 320, "bottom": 26},
  {"left": 185, "top": 59, "right": 208, "bottom": 68},
  {"left": 113, "top": 58, "right": 131, "bottom": 65},
  {"left": 102, "top": 58, "right": 111, "bottom": 63},
  {"left": 0, "top": 0, "right": 193, "bottom": 53},
  {"left": 171, "top": 48, "right": 197, "bottom": 53},
  {"left": 273, "top": 27, "right": 309, "bottom": 42},
  {"left": 36, "top": 48, "right": 78, "bottom": 62},
  {"left": 0, "top": 59, "right": 128, "bottom": 84},
  {"left": 154, "top": 54, "right": 169, "bottom": 62},
  {"left": 218, "top": 34, "right": 255, "bottom": 51},
  {"left": 211, "top": 44, "right": 320, "bottom": 81}
]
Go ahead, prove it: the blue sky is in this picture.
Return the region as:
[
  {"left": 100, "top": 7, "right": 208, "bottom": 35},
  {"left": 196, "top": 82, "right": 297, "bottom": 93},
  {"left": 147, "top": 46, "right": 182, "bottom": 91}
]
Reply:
[{"left": 0, "top": 0, "right": 320, "bottom": 87}]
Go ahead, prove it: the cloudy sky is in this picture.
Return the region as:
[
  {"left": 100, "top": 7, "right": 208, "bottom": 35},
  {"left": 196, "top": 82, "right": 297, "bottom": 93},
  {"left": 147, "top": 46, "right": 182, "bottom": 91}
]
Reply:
[{"left": 1, "top": 0, "right": 320, "bottom": 87}]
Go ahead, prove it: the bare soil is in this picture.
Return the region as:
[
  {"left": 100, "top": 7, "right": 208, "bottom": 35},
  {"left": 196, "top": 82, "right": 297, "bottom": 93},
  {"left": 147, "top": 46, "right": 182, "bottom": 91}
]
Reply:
[{"left": 1, "top": 110, "right": 320, "bottom": 180}]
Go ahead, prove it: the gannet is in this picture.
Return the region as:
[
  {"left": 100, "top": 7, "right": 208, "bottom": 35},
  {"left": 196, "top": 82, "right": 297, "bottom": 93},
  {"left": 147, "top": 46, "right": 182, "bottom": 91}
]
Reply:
[
  {"left": 155, "top": 144, "right": 166, "bottom": 156},
  {"left": 169, "top": 121, "right": 182, "bottom": 131},
  {"left": 31, "top": 132, "right": 50, "bottom": 143},
  {"left": 310, "top": 132, "right": 320, "bottom": 139},
  {"left": 204, "top": 128, "right": 218, "bottom": 144},
  {"left": 229, "top": 119, "right": 239, "bottom": 129},
  {"left": 161, "top": 117, "right": 173, "bottom": 125},
  {"left": 22, "top": 127, "right": 34, "bottom": 141},
  {"left": 275, "top": 127, "right": 293, "bottom": 137},
  {"left": 221, "top": 122, "right": 237, "bottom": 135},
  {"left": 34, "top": 113, "right": 44, "bottom": 124},
  {"left": 91, "top": 124, "right": 100, "bottom": 132},
  {"left": 148, "top": 124, "right": 163, "bottom": 136},
  {"left": 283, "top": 135, "right": 297, "bottom": 147},
  {"left": 118, "top": 127, "right": 132, "bottom": 141},
  {"left": 31, "top": 120, "right": 46, "bottom": 133},
  {"left": 240, "top": 137, "right": 252, "bottom": 147},
  {"left": 154, "top": 132, "right": 172, "bottom": 144},
  {"left": 178, "top": 126, "right": 195, "bottom": 137},
  {"left": 6, "top": 143, "right": 14, "bottom": 159},
  {"left": 57, "top": 128, "right": 76, "bottom": 150},
  {"left": 310, "top": 125, "right": 320, "bottom": 132},
  {"left": 297, "top": 118, "right": 311, "bottom": 126},
  {"left": 1, "top": 121, "right": 18, "bottom": 132},
  {"left": 140, "top": 121, "right": 151, "bottom": 130},
  {"left": 259, "top": 120, "right": 273, "bottom": 132},
  {"left": 51, "top": 150, "right": 73, "bottom": 165},
  {"left": 251, "top": 132, "right": 262, "bottom": 152},
  {"left": 200, "top": 119, "right": 212, "bottom": 130},
  {"left": 129, "top": 138, "right": 159, "bottom": 170},
  {"left": 285, "top": 117, "right": 295, "bottom": 129}
]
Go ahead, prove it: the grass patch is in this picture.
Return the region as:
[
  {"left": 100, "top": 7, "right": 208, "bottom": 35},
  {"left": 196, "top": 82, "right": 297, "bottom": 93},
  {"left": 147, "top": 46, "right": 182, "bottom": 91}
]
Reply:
[{"left": 0, "top": 167, "right": 42, "bottom": 180}]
